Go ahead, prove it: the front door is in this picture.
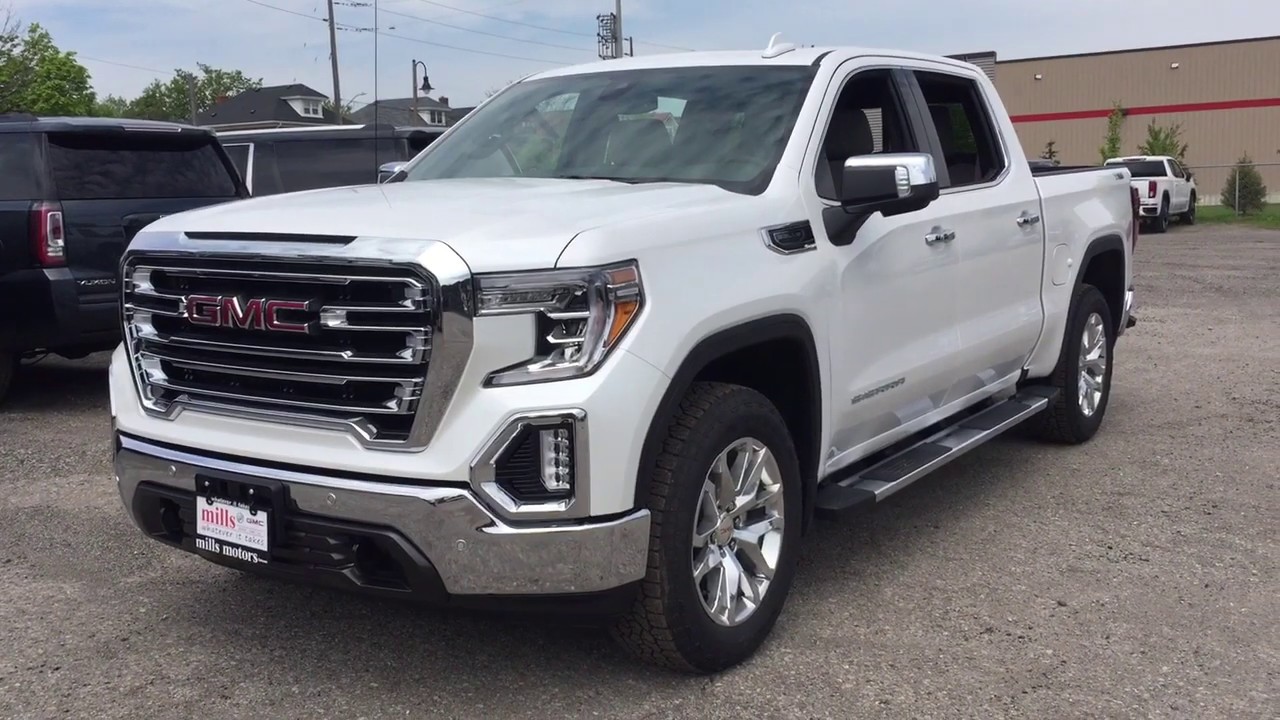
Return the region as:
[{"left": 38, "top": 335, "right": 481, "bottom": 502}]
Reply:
[{"left": 800, "top": 63, "right": 966, "bottom": 471}]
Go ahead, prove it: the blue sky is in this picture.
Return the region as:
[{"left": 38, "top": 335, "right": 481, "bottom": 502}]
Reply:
[{"left": 12, "top": 0, "right": 1280, "bottom": 109}]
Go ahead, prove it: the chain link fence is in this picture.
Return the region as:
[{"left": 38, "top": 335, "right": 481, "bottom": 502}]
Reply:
[{"left": 1184, "top": 161, "right": 1280, "bottom": 207}]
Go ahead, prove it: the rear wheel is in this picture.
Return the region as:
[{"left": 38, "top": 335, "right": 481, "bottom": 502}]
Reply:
[
  {"left": 1028, "top": 284, "right": 1114, "bottom": 444},
  {"left": 612, "top": 382, "right": 802, "bottom": 673},
  {"left": 1180, "top": 193, "right": 1197, "bottom": 224},
  {"left": 1152, "top": 198, "right": 1170, "bottom": 233}
]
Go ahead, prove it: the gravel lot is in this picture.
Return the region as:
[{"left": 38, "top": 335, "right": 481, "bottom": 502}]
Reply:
[{"left": 1, "top": 224, "right": 1276, "bottom": 720}]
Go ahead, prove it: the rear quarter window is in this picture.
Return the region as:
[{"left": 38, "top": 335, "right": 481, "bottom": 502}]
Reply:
[
  {"left": 47, "top": 132, "right": 240, "bottom": 200},
  {"left": 0, "top": 134, "right": 38, "bottom": 201}
]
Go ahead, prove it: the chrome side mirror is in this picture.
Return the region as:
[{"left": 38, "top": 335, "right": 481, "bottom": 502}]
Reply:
[
  {"left": 378, "top": 161, "right": 407, "bottom": 184},
  {"left": 838, "top": 153, "right": 939, "bottom": 214}
]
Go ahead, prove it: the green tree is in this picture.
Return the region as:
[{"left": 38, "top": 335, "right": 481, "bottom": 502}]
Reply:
[
  {"left": 91, "top": 93, "right": 129, "bottom": 117},
  {"left": 0, "top": 22, "right": 94, "bottom": 115},
  {"left": 1097, "top": 102, "right": 1126, "bottom": 163},
  {"left": 1221, "top": 154, "right": 1267, "bottom": 215},
  {"left": 127, "top": 63, "right": 261, "bottom": 122},
  {"left": 0, "top": 7, "right": 23, "bottom": 111},
  {"left": 1137, "top": 120, "right": 1189, "bottom": 165},
  {"left": 1040, "top": 139, "right": 1060, "bottom": 165}
]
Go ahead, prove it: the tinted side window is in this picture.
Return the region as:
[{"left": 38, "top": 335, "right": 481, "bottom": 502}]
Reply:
[
  {"left": 0, "top": 134, "right": 38, "bottom": 201},
  {"left": 1169, "top": 161, "right": 1185, "bottom": 178},
  {"left": 814, "top": 69, "right": 916, "bottom": 201},
  {"left": 223, "top": 143, "right": 251, "bottom": 183},
  {"left": 272, "top": 138, "right": 399, "bottom": 192},
  {"left": 914, "top": 71, "right": 1005, "bottom": 188},
  {"left": 47, "top": 132, "right": 240, "bottom": 200}
]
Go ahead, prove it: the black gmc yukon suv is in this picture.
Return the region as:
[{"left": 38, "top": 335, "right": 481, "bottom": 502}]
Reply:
[{"left": 0, "top": 115, "right": 247, "bottom": 403}]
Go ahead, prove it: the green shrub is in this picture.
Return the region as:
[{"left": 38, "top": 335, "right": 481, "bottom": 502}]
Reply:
[{"left": 1221, "top": 154, "right": 1268, "bottom": 214}]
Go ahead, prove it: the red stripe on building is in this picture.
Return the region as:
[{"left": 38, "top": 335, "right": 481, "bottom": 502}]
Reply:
[{"left": 1010, "top": 97, "right": 1280, "bottom": 123}]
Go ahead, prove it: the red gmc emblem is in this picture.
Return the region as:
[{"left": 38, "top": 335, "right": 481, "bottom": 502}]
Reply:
[{"left": 184, "top": 295, "right": 312, "bottom": 333}]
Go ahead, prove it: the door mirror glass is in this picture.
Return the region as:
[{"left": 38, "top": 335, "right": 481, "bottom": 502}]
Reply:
[
  {"left": 378, "top": 161, "right": 407, "bottom": 183},
  {"left": 839, "top": 152, "right": 939, "bottom": 217}
]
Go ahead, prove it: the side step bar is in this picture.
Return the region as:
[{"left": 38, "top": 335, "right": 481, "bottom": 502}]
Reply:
[{"left": 814, "top": 387, "right": 1058, "bottom": 519}]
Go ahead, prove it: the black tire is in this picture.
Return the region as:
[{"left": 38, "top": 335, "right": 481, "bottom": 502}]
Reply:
[
  {"left": 611, "top": 381, "right": 803, "bottom": 674},
  {"left": 1180, "top": 193, "right": 1197, "bottom": 224},
  {"left": 1152, "top": 197, "right": 1170, "bottom": 233},
  {"left": 1028, "top": 284, "right": 1115, "bottom": 444},
  {"left": 0, "top": 351, "right": 14, "bottom": 407}
]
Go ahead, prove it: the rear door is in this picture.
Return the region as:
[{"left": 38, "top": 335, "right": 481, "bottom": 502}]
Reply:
[
  {"left": 44, "top": 128, "right": 245, "bottom": 297},
  {"left": 1167, "top": 159, "right": 1191, "bottom": 211},
  {"left": 904, "top": 67, "right": 1044, "bottom": 393}
]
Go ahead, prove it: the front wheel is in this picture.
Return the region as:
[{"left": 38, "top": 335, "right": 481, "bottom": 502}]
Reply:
[
  {"left": 1180, "top": 194, "right": 1197, "bottom": 224},
  {"left": 612, "top": 382, "right": 803, "bottom": 673},
  {"left": 1028, "top": 284, "right": 1115, "bottom": 444}
]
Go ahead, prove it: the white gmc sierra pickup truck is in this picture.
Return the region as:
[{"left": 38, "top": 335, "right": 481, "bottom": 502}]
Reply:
[
  {"left": 111, "top": 41, "right": 1138, "bottom": 673},
  {"left": 1105, "top": 154, "right": 1197, "bottom": 232}
]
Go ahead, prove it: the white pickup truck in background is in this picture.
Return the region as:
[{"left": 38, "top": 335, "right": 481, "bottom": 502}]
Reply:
[
  {"left": 1105, "top": 154, "right": 1197, "bottom": 232},
  {"left": 110, "top": 39, "right": 1139, "bottom": 673}
]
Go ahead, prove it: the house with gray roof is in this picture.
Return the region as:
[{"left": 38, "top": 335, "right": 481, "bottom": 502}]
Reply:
[{"left": 198, "top": 84, "right": 340, "bottom": 130}]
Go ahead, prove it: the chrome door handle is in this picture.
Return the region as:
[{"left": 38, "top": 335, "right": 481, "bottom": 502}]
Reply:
[
  {"left": 1016, "top": 212, "right": 1041, "bottom": 227},
  {"left": 925, "top": 227, "right": 956, "bottom": 245}
]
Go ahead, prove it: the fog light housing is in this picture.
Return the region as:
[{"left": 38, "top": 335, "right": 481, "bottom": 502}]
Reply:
[{"left": 472, "top": 410, "right": 589, "bottom": 520}]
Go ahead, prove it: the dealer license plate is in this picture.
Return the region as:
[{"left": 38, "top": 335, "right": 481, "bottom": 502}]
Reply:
[{"left": 195, "top": 496, "right": 270, "bottom": 565}]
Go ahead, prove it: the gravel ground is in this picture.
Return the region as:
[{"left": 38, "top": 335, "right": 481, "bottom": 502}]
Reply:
[{"left": 0, "top": 224, "right": 1276, "bottom": 720}]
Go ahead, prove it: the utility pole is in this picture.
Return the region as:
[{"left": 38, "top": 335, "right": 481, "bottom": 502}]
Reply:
[
  {"left": 615, "top": 0, "right": 623, "bottom": 57},
  {"left": 185, "top": 74, "right": 198, "bottom": 125},
  {"left": 326, "top": 0, "right": 343, "bottom": 124}
]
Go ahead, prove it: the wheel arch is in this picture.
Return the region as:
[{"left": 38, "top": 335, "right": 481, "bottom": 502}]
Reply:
[
  {"left": 634, "top": 314, "right": 824, "bottom": 533},
  {"left": 1077, "top": 234, "right": 1126, "bottom": 337}
]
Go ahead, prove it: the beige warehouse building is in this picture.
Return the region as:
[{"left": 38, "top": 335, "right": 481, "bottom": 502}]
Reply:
[{"left": 958, "top": 35, "right": 1280, "bottom": 204}]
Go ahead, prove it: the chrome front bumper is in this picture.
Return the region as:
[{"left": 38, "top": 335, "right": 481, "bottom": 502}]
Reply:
[{"left": 114, "top": 434, "right": 651, "bottom": 597}]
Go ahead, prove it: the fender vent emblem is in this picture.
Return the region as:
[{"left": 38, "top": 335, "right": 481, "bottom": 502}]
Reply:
[{"left": 761, "top": 221, "right": 816, "bottom": 255}]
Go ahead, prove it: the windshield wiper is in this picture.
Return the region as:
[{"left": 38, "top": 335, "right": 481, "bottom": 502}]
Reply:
[{"left": 556, "top": 174, "right": 648, "bottom": 184}]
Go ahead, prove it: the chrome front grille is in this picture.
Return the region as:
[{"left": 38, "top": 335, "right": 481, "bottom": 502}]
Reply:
[{"left": 122, "top": 256, "right": 448, "bottom": 448}]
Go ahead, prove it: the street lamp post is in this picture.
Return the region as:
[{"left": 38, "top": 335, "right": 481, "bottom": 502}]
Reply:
[{"left": 412, "top": 60, "right": 433, "bottom": 121}]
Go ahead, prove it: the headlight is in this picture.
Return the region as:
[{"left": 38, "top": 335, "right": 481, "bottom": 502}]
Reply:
[{"left": 476, "top": 261, "right": 643, "bottom": 386}]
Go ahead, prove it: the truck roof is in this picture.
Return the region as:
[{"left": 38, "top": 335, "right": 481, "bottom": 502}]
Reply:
[
  {"left": 527, "top": 43, "right": 979, "bottom": 81},
  {"left": 0, "top": 114, "right": 211, "bottom": 135}
]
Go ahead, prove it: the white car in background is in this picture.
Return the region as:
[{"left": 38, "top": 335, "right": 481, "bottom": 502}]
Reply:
[{"left": 1105, "top": 155, "right": 1197, "bottom": 233}]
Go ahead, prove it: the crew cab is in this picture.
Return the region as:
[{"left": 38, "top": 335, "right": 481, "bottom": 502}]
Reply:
[
  {"left": 1105, "top": 154, "right": 1197, "bottom": 232},
  {"left": 0, "top": 115, "right": 247, "bottom": 403},
  {"left": 109, "top": 40, "right": 1137, "bottom": 673}
]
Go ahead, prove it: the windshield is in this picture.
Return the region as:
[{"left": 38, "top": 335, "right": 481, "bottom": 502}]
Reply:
[
  {"left": 1108, "top": 160, "right": 1168, "bottom": 178},
  {"left": 401, "top": 65, "right": 817, "bottom": 194}
]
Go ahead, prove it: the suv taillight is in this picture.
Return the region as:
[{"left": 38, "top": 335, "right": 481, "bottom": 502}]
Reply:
[
  {"left": 1147, "top": 180, "right": 1157, "bottom": 199},
  {"left": 30, "top": 201, "right": 66, "bottom": 268}
]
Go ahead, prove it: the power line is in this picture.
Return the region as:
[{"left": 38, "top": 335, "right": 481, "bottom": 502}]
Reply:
[
  {"left": 377, "top": 6, "right": 590, "bottom": 53},
  {"left": 239, "top": 0, "right": 370, "bottom": 31},
  {"left": 405, "top": 0, "right": 595, "bottom": 38},
  {"left": 378, "top": 29, "right": 566, "bottom": 64},
  {"left": 407, "top": 0, "right": 695, "bottom": 51},
  {"left": 634, "top": 39, "right": 696, "bottom": 51},
  {"left": 77, "top": 55, "right": 174, "bottom": 76},
  {"left": 238, "top": 0, "right": 565, "bottom": 64}
]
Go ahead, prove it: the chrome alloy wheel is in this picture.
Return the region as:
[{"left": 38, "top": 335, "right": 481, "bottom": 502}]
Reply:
[
  {"left": 691, "top": 437, "right": 785, "bottom": 627},
  {"left": 1078, "top": 312, "right": 1109, "bottom": 417}
]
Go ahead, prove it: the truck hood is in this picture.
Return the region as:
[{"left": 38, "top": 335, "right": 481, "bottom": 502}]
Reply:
[{"left": 142, "top": 177, "right": 742, "bottom": 272}]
